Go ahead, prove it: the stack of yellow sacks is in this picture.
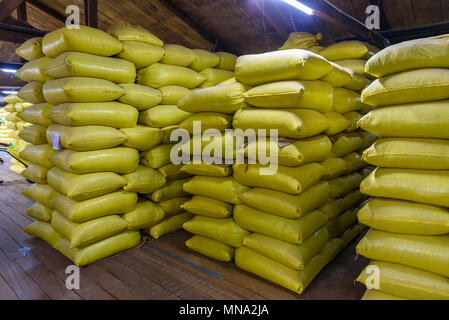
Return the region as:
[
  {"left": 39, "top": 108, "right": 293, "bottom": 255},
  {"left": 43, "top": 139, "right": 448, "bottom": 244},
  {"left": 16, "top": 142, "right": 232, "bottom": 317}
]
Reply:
[
  {"left": 223, "top": 49, "right": 369, "bottom": 295},
  {"left": 176, "top": 74, "right": 251, "bottom": 263},
  {"left": 15, "top": 26, "right": 146, "bottom": 267},
  {"left": 356, "top": 34, "right": 449, "bottom": 300},
  {"left": 0, "top": 94, "right": 32, "bottom": 146},
  {"left": 108, "top": 21, "right": 238, "bottom": 240}
]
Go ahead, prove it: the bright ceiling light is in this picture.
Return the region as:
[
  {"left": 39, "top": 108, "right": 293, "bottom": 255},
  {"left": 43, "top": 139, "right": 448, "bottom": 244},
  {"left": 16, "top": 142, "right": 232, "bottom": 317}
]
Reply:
[
  {"left": 2, "top": 90, "right": 18, "bottom": 95},
  {"left": 280, "top": 0, "right": 314, "bottom": 15},
  {"left": 0, "top": 68, "right": 17, "bottom": 74}
]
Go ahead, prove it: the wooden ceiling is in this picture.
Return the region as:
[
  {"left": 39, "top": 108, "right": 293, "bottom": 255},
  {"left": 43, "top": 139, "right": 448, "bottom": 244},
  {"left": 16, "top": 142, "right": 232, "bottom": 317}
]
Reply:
[{"left": 1, "top": 0, "right": 449, "bottom": 63}]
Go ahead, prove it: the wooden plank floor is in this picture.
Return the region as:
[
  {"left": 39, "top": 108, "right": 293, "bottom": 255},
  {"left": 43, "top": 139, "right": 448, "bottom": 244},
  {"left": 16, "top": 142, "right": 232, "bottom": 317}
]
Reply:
[{"left": 0, "top": 154, "right": 369, "bottom": 300}]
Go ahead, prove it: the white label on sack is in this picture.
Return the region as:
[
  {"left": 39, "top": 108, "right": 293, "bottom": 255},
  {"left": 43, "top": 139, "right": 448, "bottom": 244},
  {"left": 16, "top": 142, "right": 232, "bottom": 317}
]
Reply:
[{"left": 51, "top": 132, "right": 62, "bottom": 150}]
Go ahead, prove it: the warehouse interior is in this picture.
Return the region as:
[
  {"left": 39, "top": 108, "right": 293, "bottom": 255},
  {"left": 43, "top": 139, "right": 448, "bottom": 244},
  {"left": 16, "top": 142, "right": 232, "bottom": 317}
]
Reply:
[{"left": 0, "top": 0, "right": 448, "bottom": 301}]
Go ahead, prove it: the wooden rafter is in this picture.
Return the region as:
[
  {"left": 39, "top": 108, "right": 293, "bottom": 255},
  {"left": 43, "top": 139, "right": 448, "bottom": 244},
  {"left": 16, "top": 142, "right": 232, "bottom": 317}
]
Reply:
[
  {"left": 0, "top": 0, "right": 26, "bottom": 22},
  {"left": 84, "top": 0, "right": 98, "bottom": 28},
  {"left": 17, "top": 1, "right": 27, "bottom": 22},
  {"left": 157, "top": 0, "right": 230, "bottom": 51},
  {"left": 26, "top": 0, "right": 66, "bottom": 23}
]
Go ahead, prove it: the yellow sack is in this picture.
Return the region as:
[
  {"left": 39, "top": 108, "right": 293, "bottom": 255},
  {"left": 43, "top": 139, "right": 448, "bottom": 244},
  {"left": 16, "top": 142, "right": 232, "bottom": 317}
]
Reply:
[
  {"left": 20, "top": 144, "right": 54, "bottom": 168},
  {"left": 47, "top": 124, "right": 127, "bottom": 151},
  {"left": 358, "top": 261, "right": 449, "bottom": 300},
  {"left": 47, "top": 167, "right": 126, "bottom": 201},
  {"left": 53, "top": 191, "right": 137, "bottom": 223},
  {"left": 243, "top": 227, "right": 328, "bottom": 271},
  {"left": 329, "top": 172, "right": 363, "bottom": 198},
  {"left": 158, "top": 163, "right": 190, "bottom": 181},
  {"left": 148, "top": 178, "right": 190, "bottom": 202},
  {"left": 323, "top": 112, "right": 350, "bottom": 135},
  {"left": 331, "top": 133, "right": 364, "bottom": 157},
  {"left": 333, "top": 88, "right": 365, "bottom": 113},
  {"left": 107, "top": 21, "right": 163, "bottom": 47},
  {"left": 161, "top": 125, "right": 180, "bottom": 144},
  {"left": 181, "top": 195, "right": 233, "bottom": 218},
  {"left": 22, "top": 183, "right": 59, "bottom": 208},
  {"left": 16, "top": 37, "right": 44, "bottom": 61},
  {"left": 53, "top": 230, "right": 141, "bottom": 267},
  {"left": 183, "top": 176, "right": 250, "bottom": 204},
  {"left": 279, "top": 32, "right": 322, "bottom": 51},
  {"left": 334, "top": 59, "right": 366, "bottom": 74},
  {"left": 18, "top": 81, "right": 45, "bottom": 104},
  {"left": 365, "top": 34, "right": 449, "bottom": 77},
  {"left": 343, "top": 111, "right": 362, "bottom": 132},
  {"left": 159, "top": 197, "right": 190, "bottom": 216},
  {"left": 185, "top": 235, "right": 234, "bottom": 262},
  {"left": 233, "top": 162, "right": 325, "bottom": 195},
  {"left": 326, "top": 208, "right": 358, "bottom": 239},
  {"left": 321, "top": 157, "right": 349, "bottom": 180},
  {"left": 117, "top": 41, "right": 165, "bottom": 68},
  {"left": 235, "top": 49, "right": 333, "bottom": 85},
  {"left": 241, "top": 181, "right": 329, "bottom": 219},
  {"left": 234, "top": 204, "right": 327, "bottom": 244},
  {"left": 362, "top": 68, "right": 449, "bottom": 106},
  {"left": 43, "top": 77, "right": 124, "bottom": 105},
  {"left": 3, "top": 94, "right": 23, "bottom": 104},
  {"left": 26, "top": 202, "right": 52, "bottom": 222},
  {"left": 181, "top": 162, "right": 232, "bottom": 177},
  {"left": 178, "top": 82, "right": 247, "bottom": 114},
  {"left": 190, "top": 49, "right": 219, "bottom": 72},
  {"left": 233, "top": 108, "right": 330, "bottom": 139},
  {"left": 43, "top": 26, "right": 123, "bottom": 57},
  {"left": 339, "top": 223, "right": 366, "bottom": 248},
  {"left": 48, "top": 102, "right": 138, "bottom": 128},
  {"left": 358, "top": 199, "right": 449, "bottom": 236},
  {"left": 122, "top": 200, "right": 165, "bottom": 230},
  {"left": 44, "top": 52, "right": 136, "bottom": 83},
  {"left": 51, "top": 210, "right": 127, "bottom": 248},
  {"left": 19, "top": 124, "right": 47, "bottom": 144},
  {"left": 344, "top": 69, "right": 371, "bottom": 91},
  {"left": 17, "top": 103, "right": 53, "bottom": 127},
  {"left": 179, "top": 112, "right": 233, "bottom": 134},
  {"left": 361, "top": 167, "right": 449, "bottom": 207},
  {"left": 16, "top": 57, "right": 53, "bottom": 83},
  {"left": 159, "top": 85, "right": 191, "bottom": 105},
  {"left": 360, "top": 132, "right": 378, "bottom": 149},
  {"left": 161, "top": 44, "right": 196, "bottom": 67},
  {"left": 245, "top": 135, "right": 332, "bottom": 167},
  {"left": 356, "top": 230, "right": 449, "bottom": 278},
  {"left": 183, "top": 215, "right": 249, "bottom": 247},
  {"left": 358, "top": 100, "right": 449, "bottom": 139},
  {"left": 120, "top": 126, "right": 163, "bottom": 151},
  {"left": 320, "top": 41, "right": 370, "bottom": 61},
  {"left": 344, "top": 152, "right": 365, "bottom": 173},
  {"left": 199, "top": 68, "right": 234, "bottom": 88},
  {"left": 320, "top": 62, "right": 352, "bottom": 87},
  {"left": 50, "top": 147, "right": 139, "bottom": 174},
  {"left": 118, "top": 84, "right": 161, "bottom": 112},
  {"left": 146, "top": 212, "right": 193, "bottom": 239},
  {"left": 234, "top": 245, "right": 328, "bottom": 294},
  {"left": 362, "top": 290, "right": 407, "bottom": 300},
  {"left": 3, "top": 103, "right": 16, "bottom": 112},
  {"left": 24, "top": 221, "right": 62, "bottom": 246},
  {"left": 364, "top": 138, "right": 449, "bottom": 170},
  {"left": 122, "top": 165, "right": 166, "bottom": 194},
  {"left": 139, "top": 105, "right": 191, "bottom": 128},
  {"left": 216, "top": 52, "right": 237, "bottom": 71},
  {"left": 138, "top": 63, "right": 205, "bottom": 89},
  {"left": 141, "top": 144, "right": 173, "bottom": 169},
  {"left": 243, "top": 80, "right": 333, "bottom": 112},
  {"left": 21, "top": 164, "right": 48, "bottom": 184}
]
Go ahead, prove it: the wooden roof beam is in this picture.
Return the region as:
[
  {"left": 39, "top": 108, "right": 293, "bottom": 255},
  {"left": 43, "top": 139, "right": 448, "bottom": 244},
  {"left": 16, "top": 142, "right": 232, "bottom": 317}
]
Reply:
[
  {"left": 299, "top": 0, "right": 390, "bottom": 47},
  {"left": 0, "top": 0, "right": 26, "bottom": 22},
  {"left": 17, "top": 1, "right": 27, "bottom": 22},
  {"left": 26, "top": 0, "right": 67, "bottom": 23},
  {"left": 157, "top": 0, "right": 231, "bottom": 52},
  {"left": 84, "top": 0, "right": 98, "bottom": 28}
]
